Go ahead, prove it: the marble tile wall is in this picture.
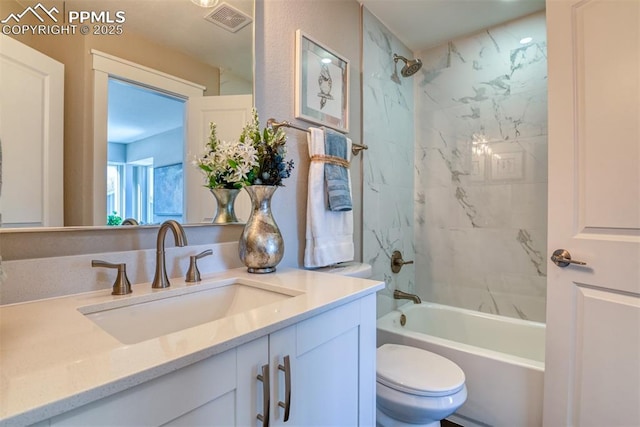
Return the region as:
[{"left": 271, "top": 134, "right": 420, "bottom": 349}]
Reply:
[
  {"left": 414, "top": 12, "right": 548, "bottom": 322},
  {"left": 362, "top": 8, "right": 415, "bottom": 317}
]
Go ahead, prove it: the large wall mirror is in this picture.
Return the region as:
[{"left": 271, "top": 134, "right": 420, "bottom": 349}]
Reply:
[{"left": 0, "top": 0, "right": 254, "bottom": 229}]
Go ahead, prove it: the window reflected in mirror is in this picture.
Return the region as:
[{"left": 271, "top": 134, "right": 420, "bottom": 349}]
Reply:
[{"left": 106, "top": 78, "right": 186, "bottom": 225}]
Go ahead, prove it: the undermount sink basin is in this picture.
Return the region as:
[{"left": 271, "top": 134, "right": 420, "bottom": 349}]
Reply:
[{"left": 79, "top": 279, "right": 296, "bottom": 344}]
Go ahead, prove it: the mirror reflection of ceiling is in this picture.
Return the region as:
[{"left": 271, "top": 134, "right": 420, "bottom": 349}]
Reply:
[
  {"left": 92, "top": 0, "right": 253, "bottom": 145},
  {"left": 30, "top": 0, "right": 253, "bottom": 83},
  {"left": 108, "top": 79, "right": 185, "bottom": 143},
  {"left": 106, "top": 0, "right": 253, "bottom": 83},
  {"left": 360, "top": 0, "right": 545, "bottom": 51}
]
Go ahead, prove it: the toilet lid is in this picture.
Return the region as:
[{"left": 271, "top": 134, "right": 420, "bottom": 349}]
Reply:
[{"left": 376, "top": 344, "right": 466, "bottom": 397}]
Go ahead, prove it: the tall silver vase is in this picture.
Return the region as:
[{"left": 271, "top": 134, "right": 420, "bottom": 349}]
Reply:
[
  {"left": 238, "top": 185, "right": 284, "bottom": 273},
  {"left": 211, "top": 188, "right": 240, "bottom": 224}
]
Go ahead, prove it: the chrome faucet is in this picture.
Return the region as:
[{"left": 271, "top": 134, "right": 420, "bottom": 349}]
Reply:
[
  {"left": 152, "top": 220, "right": 188, "bottom": 289},
  {"left": 393, "top": 289, "right": 421, "bottom": 304}
]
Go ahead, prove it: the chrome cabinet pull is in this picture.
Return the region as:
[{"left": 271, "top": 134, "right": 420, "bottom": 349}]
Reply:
[
  {"left": 551, "top": 249, "right": 587, "bottom": 268},
  {"left": 257, "top": 363, "right": 270, "bottom": 426},
  {"left": 278, "top": 355, "right": 292, "bottom": 422}
]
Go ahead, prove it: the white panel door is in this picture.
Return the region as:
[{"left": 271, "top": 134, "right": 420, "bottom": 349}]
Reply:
[
  {"left": 0, "top": 34, "right": 63, "bottom": 227},
  {"left": 186, "top": 94, "right": 252, "bottom": 224},
  {"left": 544, "top": 1, "right": 640, "bottom": 426}
]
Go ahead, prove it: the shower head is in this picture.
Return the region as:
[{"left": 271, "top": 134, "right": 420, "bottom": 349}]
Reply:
[{"left": 393, "top": 53, "right": 423, "bottom": 77}]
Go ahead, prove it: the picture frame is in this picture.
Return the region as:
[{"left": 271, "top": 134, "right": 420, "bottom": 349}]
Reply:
[
  {"left": 153, "top": 163, "right": 183, "bottom": 217},
  {"left": 295, "top": 29, "right": 349, "bottom": 133}
]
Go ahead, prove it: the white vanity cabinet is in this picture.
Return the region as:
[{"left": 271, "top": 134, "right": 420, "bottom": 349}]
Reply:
[
  {"left": 49, "top": 336, "right": 268, "bottom": 426},
  {"left": 268, "top": 294, "right": 376, "bottom": 426},
  {"left": 46, "top": 294, "right": 376, "bottom": 426}
]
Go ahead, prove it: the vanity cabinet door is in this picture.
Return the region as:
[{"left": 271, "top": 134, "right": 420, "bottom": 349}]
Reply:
[
  {"left": 235, "top": 336, "right": 269, "bottom": 426},
  {"left": 268, "top": 295, "right": 376, "bottom": 426},
  {"left": 49, "top": 336, "right": 268, "bottom": 426},
  {"left": 44, "top": 293, "right": 377, "bottom": 426}
]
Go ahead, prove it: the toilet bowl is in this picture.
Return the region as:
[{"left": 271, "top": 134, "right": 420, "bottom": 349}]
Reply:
[
  {"left": 376, "top": 343, "right": 467, "bottom": 427},
  {"left": 312, "top": 266, "right": 465, "bottom": 425}
]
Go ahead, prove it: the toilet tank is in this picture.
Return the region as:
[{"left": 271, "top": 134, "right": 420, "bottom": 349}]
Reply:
[{"left": 311, "top": 262, "right": 372, "bottom": 279}]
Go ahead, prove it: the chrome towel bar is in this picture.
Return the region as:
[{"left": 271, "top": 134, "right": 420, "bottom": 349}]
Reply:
[{"left": 266, "top": 118, "right": 368, "bottom": 156}]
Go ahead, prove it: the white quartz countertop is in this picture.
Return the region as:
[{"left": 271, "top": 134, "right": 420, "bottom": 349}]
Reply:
[{"left": 0, "top": 267, "right": 384, "bottom": 426}]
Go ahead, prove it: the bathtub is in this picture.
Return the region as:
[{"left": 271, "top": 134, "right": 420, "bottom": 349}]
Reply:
[{"left": 377, "top": 302, "right": 545, "bottom": 427}]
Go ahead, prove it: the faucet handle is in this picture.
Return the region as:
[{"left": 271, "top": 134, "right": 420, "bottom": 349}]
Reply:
[
  {"left": 91, "top": 260, "right": 132, "bottom": 295},
  {"left": 185, "top": 249, "right": 213, "bottom": 282},
  {"left": 391, "top": 250, "right": 414, "bottom": 273}
]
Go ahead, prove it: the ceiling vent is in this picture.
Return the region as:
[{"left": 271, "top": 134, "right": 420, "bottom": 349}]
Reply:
[{"left": 204, "top": 2, "right": 252, "bottom": 33}]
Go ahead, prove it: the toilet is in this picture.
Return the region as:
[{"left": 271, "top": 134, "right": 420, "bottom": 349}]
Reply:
[
  {"left": 315, "top": 264, "right": 466, "bottom": 426},
  {"left": 376, "top": 343, "right": 467, "bottom": 427}
]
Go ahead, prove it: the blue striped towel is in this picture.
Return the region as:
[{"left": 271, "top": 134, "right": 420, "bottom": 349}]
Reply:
[{"left": 323, "top": 128, "right": 352, "bottom": 212}]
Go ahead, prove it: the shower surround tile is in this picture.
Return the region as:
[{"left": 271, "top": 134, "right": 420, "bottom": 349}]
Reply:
[
  {"left": 363, "top": 8, "right": 415, "bottom": 318},
  {"left": 414, "top": 12, "right": 548, "bottom": 323}
]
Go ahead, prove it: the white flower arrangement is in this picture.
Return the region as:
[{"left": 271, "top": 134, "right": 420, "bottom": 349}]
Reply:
[{"left": 195, "top": 123, "right": 258, "bottom": 189}]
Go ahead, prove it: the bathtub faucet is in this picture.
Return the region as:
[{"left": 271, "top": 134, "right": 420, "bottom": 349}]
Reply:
[{"left": 393, "top": 289, "right": 421, "bottom": 304}]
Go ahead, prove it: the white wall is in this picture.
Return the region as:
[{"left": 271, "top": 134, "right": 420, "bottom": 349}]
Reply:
[
  {"left": 127, "top": 127, "right": 183, "bottom": 167},
  {"left": 219, "top": 71, "right": 252, "bottom": 95}
]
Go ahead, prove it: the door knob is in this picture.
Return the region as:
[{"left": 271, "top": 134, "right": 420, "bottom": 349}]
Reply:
[{"left": 551, "top": 249, "right": 587, "bottom": 268}]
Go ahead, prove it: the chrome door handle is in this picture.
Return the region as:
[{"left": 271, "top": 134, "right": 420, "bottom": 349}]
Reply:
[
  {"left": 257, "top": 363, "right": 270, "bottom": 426},
  {"left": 278, "top": 355, "right": 291, "bottom": 422},
  {"left": 551, "top": 249, "right": 587, "bottom": 268}
]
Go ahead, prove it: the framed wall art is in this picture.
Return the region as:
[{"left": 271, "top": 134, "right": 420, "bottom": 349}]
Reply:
[
  {"left": 295, "top": 29, "right": 349, "bottom": 133},
  {"left": 153, "top": 163, "right": 183, "bottom": 220}
]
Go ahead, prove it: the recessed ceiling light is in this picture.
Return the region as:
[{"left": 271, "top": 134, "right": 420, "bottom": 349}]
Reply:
[
  {"left": 191, "top": 0, "right": 219, "bottom": 8},
  {"left": 321, "top": 58, "right": 332, "bottom": 64},
  {"left": 520, "top": 37, "right": 533, "bottom": 44}
]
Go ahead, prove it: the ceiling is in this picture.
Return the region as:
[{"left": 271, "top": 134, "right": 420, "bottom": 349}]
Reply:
[{"left": 359, "top": 0, "right": 545, "bottom": 52}]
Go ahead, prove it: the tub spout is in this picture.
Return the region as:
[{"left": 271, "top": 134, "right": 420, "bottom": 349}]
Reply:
[{"left": 393, "top": 289, "right": 421, "bottom": 304}]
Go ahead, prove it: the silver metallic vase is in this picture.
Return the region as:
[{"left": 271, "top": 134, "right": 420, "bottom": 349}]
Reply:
[
  {"left": 238, "top": 185, "right": 284, "bottom": 273},
  {"left": 211, "top": 188, "right": 240, "bottom": 224}
]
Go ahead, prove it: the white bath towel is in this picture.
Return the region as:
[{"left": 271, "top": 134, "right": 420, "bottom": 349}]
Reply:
[{"left": 304, "top": 127, "right": 355, "bottom": 268}]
